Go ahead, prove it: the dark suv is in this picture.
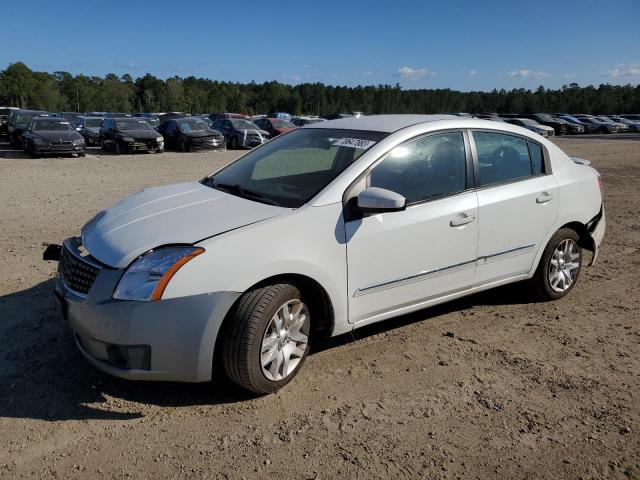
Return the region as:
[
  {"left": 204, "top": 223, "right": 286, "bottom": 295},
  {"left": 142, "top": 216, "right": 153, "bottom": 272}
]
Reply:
[
  {"left": 8, "top": 109, "right": 50, "bottom": 147},
  {"left": 99, "top": 118, "right": 165, "bottom": 154},
  {"left": 157, "top": 117, "right": 225, "bottom": 151},
  {"left": 501, "top": 113, "right": 568, "bottom": 135}
]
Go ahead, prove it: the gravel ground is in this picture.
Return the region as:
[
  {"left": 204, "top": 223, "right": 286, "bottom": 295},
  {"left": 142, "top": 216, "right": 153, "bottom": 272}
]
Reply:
[{"left": 0, "top": 136, "right": 638, "bottom": 479}]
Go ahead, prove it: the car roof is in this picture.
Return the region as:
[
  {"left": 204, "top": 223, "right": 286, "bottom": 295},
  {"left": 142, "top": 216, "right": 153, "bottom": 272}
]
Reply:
[{"left": 305, "top": 114, "right": 461, "bottom": 133}]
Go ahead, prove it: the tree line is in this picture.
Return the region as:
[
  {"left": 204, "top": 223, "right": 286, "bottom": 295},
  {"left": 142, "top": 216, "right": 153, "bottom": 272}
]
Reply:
[{"left": 1, "top": 62, "right": 638, "bottom": 115}]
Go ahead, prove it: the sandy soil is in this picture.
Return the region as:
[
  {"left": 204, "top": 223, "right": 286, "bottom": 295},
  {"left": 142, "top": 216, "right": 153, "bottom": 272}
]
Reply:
[{"left": 0, "top": 136, "right": 638, "bottom": 479}]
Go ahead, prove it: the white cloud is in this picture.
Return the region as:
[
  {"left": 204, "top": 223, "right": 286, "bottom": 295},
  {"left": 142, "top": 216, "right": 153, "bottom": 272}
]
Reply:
[
  {"left": 603, "top": 64, "right": 640, "bottom": 77},
  {"left": 506, "top": 69, "right": 549, "bottom": 79},
  {"left": 468, "top": 70, "right": 477, "bottom": 76},
  {"left": 362, "top": 70, "right": 374, "bottom": 77},
  {"left": 396, "top": 66, "right": 434, "bottom": 79}
]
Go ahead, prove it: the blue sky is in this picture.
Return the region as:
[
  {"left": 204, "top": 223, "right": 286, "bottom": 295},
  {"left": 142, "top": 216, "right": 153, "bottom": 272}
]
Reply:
[{"left": 3, "top": 0, "right": 639, "bottom": 91}]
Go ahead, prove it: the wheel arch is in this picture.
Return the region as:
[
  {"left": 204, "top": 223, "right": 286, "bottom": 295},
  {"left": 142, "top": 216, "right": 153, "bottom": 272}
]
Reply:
[{"left": 211, "top": 273, "right": 335, "bottom": 381}]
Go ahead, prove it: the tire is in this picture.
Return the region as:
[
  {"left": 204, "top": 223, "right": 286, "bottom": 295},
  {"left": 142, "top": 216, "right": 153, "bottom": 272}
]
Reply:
[
  {"left": 78, "top": 151, "right": 86, "bottom": 158},
  {"left": 222, "top": 283, "right": 311, "bottom": 394},
  {"left": 529, "top": 228, "right": 583, "bottom": 301},
  {"left": 115, "top": 141, "right": 122, "bottom": 155},
  {"left": 179, "top": 138, "right": 188, "bottom": 152},
  {"left": 156, "top": 148, "right": 164, "bottom": 154},
  {"left": 598, "top": 126, "right": 607, "bottom": 134},
  {"left": 230, "top": 137, "right": 238, "bottom": 150}
]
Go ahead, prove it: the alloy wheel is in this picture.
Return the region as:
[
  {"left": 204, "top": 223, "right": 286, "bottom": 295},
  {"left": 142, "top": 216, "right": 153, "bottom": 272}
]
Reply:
[
  {"left": 548, "top": 239, "right": 580, "bottom": 293},
  {"left": 260, "top": 299, "right": 309, "bottom": 381}
]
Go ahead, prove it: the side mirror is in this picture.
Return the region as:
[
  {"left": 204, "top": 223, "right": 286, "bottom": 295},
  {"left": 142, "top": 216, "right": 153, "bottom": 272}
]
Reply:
[{"left": 357, "top": 187, "right": 406, "bottom": 214}]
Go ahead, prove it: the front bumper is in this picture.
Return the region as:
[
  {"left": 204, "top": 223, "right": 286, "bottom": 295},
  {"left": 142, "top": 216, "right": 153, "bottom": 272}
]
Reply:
[
  {"left": 55, "top": 258, "right": 240, "bottom": 382},
  {"left": 33, "top": 145, "right": 85, "bottom": 154}
]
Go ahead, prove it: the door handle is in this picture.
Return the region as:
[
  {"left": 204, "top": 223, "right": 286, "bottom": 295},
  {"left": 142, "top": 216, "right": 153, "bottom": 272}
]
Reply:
[
  {"left": 536, "top": 192, "right": 554, "bottom": 203},
  {"left": 450, "top": 214, "right": 476, "bottom": 227}
]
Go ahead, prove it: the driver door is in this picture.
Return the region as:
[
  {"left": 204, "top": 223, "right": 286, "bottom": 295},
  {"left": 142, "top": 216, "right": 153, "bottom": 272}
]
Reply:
[{"left": 345, "top": 131, "right": 479, "bottom": 325}]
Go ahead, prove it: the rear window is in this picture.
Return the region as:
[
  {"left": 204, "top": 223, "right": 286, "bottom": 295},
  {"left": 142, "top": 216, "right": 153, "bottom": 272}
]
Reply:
[{"left": 473, "top": 132, "right": 546, "bottom": 186}]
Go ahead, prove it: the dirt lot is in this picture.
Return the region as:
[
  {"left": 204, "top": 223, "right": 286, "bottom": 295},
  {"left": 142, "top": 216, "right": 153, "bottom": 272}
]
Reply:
[{"left": 0, "top": 136, "right": 638, "bottom": 479}]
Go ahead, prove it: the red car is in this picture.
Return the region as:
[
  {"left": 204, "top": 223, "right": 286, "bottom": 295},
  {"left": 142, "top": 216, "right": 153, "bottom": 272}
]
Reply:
[{"left": 254, "top": 117, "right": 297, "bottom": 137}]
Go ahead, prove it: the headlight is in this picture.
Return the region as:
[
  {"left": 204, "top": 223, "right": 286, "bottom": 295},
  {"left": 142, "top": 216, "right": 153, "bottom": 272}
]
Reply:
[
  {"left": 156, "top": 136, "right": 164, "bottom": 142},
  {"left": 121, "top": 136, "right": 135, "bottom": 143},
  {"left": 113, "top": 246, "right": 204, "bottom": 301},
  {"left": 33, "top": 138, "right": 47, "bottom": 145},
  {"left": 73, "top": 139, "right": 84, "bottom": 145}
]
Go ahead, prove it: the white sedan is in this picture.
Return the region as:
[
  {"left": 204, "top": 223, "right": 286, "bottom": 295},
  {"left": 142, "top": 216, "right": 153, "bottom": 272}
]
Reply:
[{"left": 49, "top": 115, "right": 605, "bottom": 394}]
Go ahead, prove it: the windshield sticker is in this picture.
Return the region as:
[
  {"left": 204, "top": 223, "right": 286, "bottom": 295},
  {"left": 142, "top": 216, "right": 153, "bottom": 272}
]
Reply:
[{"left": 332, "top": 137, "right": 376, "bottom": 149}]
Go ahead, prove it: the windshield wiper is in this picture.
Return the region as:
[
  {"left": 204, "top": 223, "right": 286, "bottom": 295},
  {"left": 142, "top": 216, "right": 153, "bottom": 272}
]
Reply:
[{"left": 209, "top": 181, "right": 281, "bottom": 207}]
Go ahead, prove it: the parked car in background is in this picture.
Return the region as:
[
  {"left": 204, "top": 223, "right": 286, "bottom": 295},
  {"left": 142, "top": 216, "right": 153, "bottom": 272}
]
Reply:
[
  {"left": 253, "top": 117, "right": 296, "bottom": 137},
  {"left": 134, "top": 113, "right": 161, "bottom": 129},
  {"left": 77, "top": 116, "right": 104, "bottom": 145},
  {"left": 0, "top": 107, "right": 19, "bottom": 136},
  {"left": 556, "top": 115, "right": 598, "bottom": 133},
  {"left": 291, "top": 116, "right": 327, "bottom": 127},
  {"left": 608, "top": 116, "right": 640, "bottom": 132},
  {"left": 212, "top": 118, "right": 269, "bottom": 149},
  {"left": 501, "top": 113, "right": 568, "bottom": 135},
  {"left": 594, "top": 116, "right": 629, "bottom": 132},
  {"left": 84, "top": 112, "right": 107, "bottom": 117},
  {"left": 502, "top": 118, "right": 555, "bottom": 137},
  {"left": 267, "top": 112, "right": 292, "bottom": 121},
  {"left": 158, "top": 112, "right": 187, "bottom": 124},
  {"left": 209, "top": 112, "right": 249, "bottom": 122},
  {"left": 157, "top": 117, "right": 225, "bottom": 151},
  {"left": 619, "top": 114, "right": 640, "bottom": 122},
  {"left": 7, "top": 109, "right": 50, "bottom": 147},
  {"left": 48, "top": 115, "right": 605, "bottom": 394},
  {"left": 99, "top": 118, "right": 164, "bottom": 154},
  {"left": 23, "top": 117, "right": 85, "bottom": 157},
  {"left": 575, "top": 116, "right": 618, "bottom": 134},
  {"left": 104, "top": 112, "right": 132, "bottom": 119}
]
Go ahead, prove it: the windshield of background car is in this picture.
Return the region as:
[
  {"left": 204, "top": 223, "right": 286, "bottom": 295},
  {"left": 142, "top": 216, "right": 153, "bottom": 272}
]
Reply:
[
  {"left": 117, "top": 120, "right": 153, "bottom": 130},
  {"left": 144, "top": 117, "right": 160, "bottom": 127},
  {"left": 537, "top": 114, "right": 554, "bottom": 121},
  {"left": 231, "top": 119, "right": 260, "bottom": 130},
  {"left": 16, "top": 113, "right": 42, "bottom": 125},
  {"left": 203, "top": 128, "right": 387, "bottom": 208},
  {"left": 271, "top": 119, "right": 295, "bottom": 128},
  {"left": 83, "top": 118, "right": 102, "bottom": 127},
  {"left": 31, "top": 120, "right": 73, "bottom": 131},
  {"left": 179, "top": 120, "right": 209, "bottom": 132},
  {"left": 520, "top": 119, "right": 538, "bottom": 126}
]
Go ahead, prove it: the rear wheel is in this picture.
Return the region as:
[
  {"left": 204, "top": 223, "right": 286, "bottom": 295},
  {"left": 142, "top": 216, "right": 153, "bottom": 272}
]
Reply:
[
  {"left": 222, "top": 283, "right": 311, "bottom": 394},
  {"left": 114, "top": 141, "right": 122, "bottom": 155},
  {"left": 230, "top": 137, "right": 238, "bottom": 150},
  {"left": 529, "top": 228, "right": 583, "bottom": 301}
]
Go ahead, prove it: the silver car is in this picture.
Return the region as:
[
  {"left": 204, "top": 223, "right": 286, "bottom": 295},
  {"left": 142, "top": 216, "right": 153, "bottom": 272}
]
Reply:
[{"left": 49, "top": 115, "right": 605, "bottom": 394}]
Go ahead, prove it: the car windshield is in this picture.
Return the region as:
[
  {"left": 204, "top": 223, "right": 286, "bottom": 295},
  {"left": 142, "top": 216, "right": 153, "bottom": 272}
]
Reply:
[
  {"left": 143, "top": 117, "right": 160, "bottom": 127},
  {"left": 83, "top": 118, "right": 102, "bottom": 127},
  {"left": 179, "top": 120, "right": 209, "bottom": 132},
  {"left": 519, "top": 119, "right": 539, "bottom": 126},
  {"left": 271, "top": 119, "right": 295, "bottom": 128},
  {"left": 203, "top": 128, "right": 387, "bottom": 208},
  {"left": 16, "top": 113, "right": 43, "bottom": 125},
  {"left": 117, "top": 120, "right": 153, "bottom": 130},
  {"left": 32, "top": 120, "right": 72, "bottom": 131},
  {"left": 596, "top": 117, "right": 615, "bottom": 124},
  {"left": 231, "top": 119, "right": 260, "bottom": 130},
  {"left": 534, "top": 114, "right": 554, "bottom": 121}
]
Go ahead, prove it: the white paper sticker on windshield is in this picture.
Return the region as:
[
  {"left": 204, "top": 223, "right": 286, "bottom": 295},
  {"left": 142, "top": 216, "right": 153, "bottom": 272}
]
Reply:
[{"left": 332, "top": 137, "right": 376, "bottom": 149}]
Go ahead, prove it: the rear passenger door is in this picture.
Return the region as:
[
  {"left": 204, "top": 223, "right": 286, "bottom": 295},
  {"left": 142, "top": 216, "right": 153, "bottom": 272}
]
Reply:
[{"left": 471, "top": 130, "right": 558, "bottom": 285}]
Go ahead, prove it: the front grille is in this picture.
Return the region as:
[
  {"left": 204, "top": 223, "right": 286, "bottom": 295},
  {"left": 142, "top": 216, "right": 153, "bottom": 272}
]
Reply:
[
  {"left": 51, "top": 140, "right": 72, "bottom": 145},
  {"left": 59, "top": 243, "right": 100, "bottom": 296}
]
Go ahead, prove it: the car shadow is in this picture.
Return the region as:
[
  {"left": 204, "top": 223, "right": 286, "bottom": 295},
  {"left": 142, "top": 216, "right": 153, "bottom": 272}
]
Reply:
[{"left": 0, "top": 276, "right": 536, "bottom": 422}]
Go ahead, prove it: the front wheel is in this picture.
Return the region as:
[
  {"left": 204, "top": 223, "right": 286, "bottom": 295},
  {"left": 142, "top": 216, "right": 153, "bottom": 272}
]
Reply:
[
  {"left": 222, "top": 283, "right": 311, "bottom": 394},
  {"left": 529, "top": 228, "right": 583, "bottom": 301},
  {"left": 229, "top": 137, "right": 238, "bottom": 150}
]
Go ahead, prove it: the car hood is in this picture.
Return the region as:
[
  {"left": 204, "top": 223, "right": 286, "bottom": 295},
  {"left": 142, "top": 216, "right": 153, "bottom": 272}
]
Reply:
[
  {"left": 117, "top": 129, "right": 159, "bottom": 140},
  {"left": 273, "top": 127, "right": 295, "bottom": 135},
  {"left": 34, "top": 130, "right": 82, "bottom": 141},
  {"left": 183, "top": 129, "right": 222, "bottom": 138},
  {"left": 81, "top": 181, "right": 286, "bottom": 268}
]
